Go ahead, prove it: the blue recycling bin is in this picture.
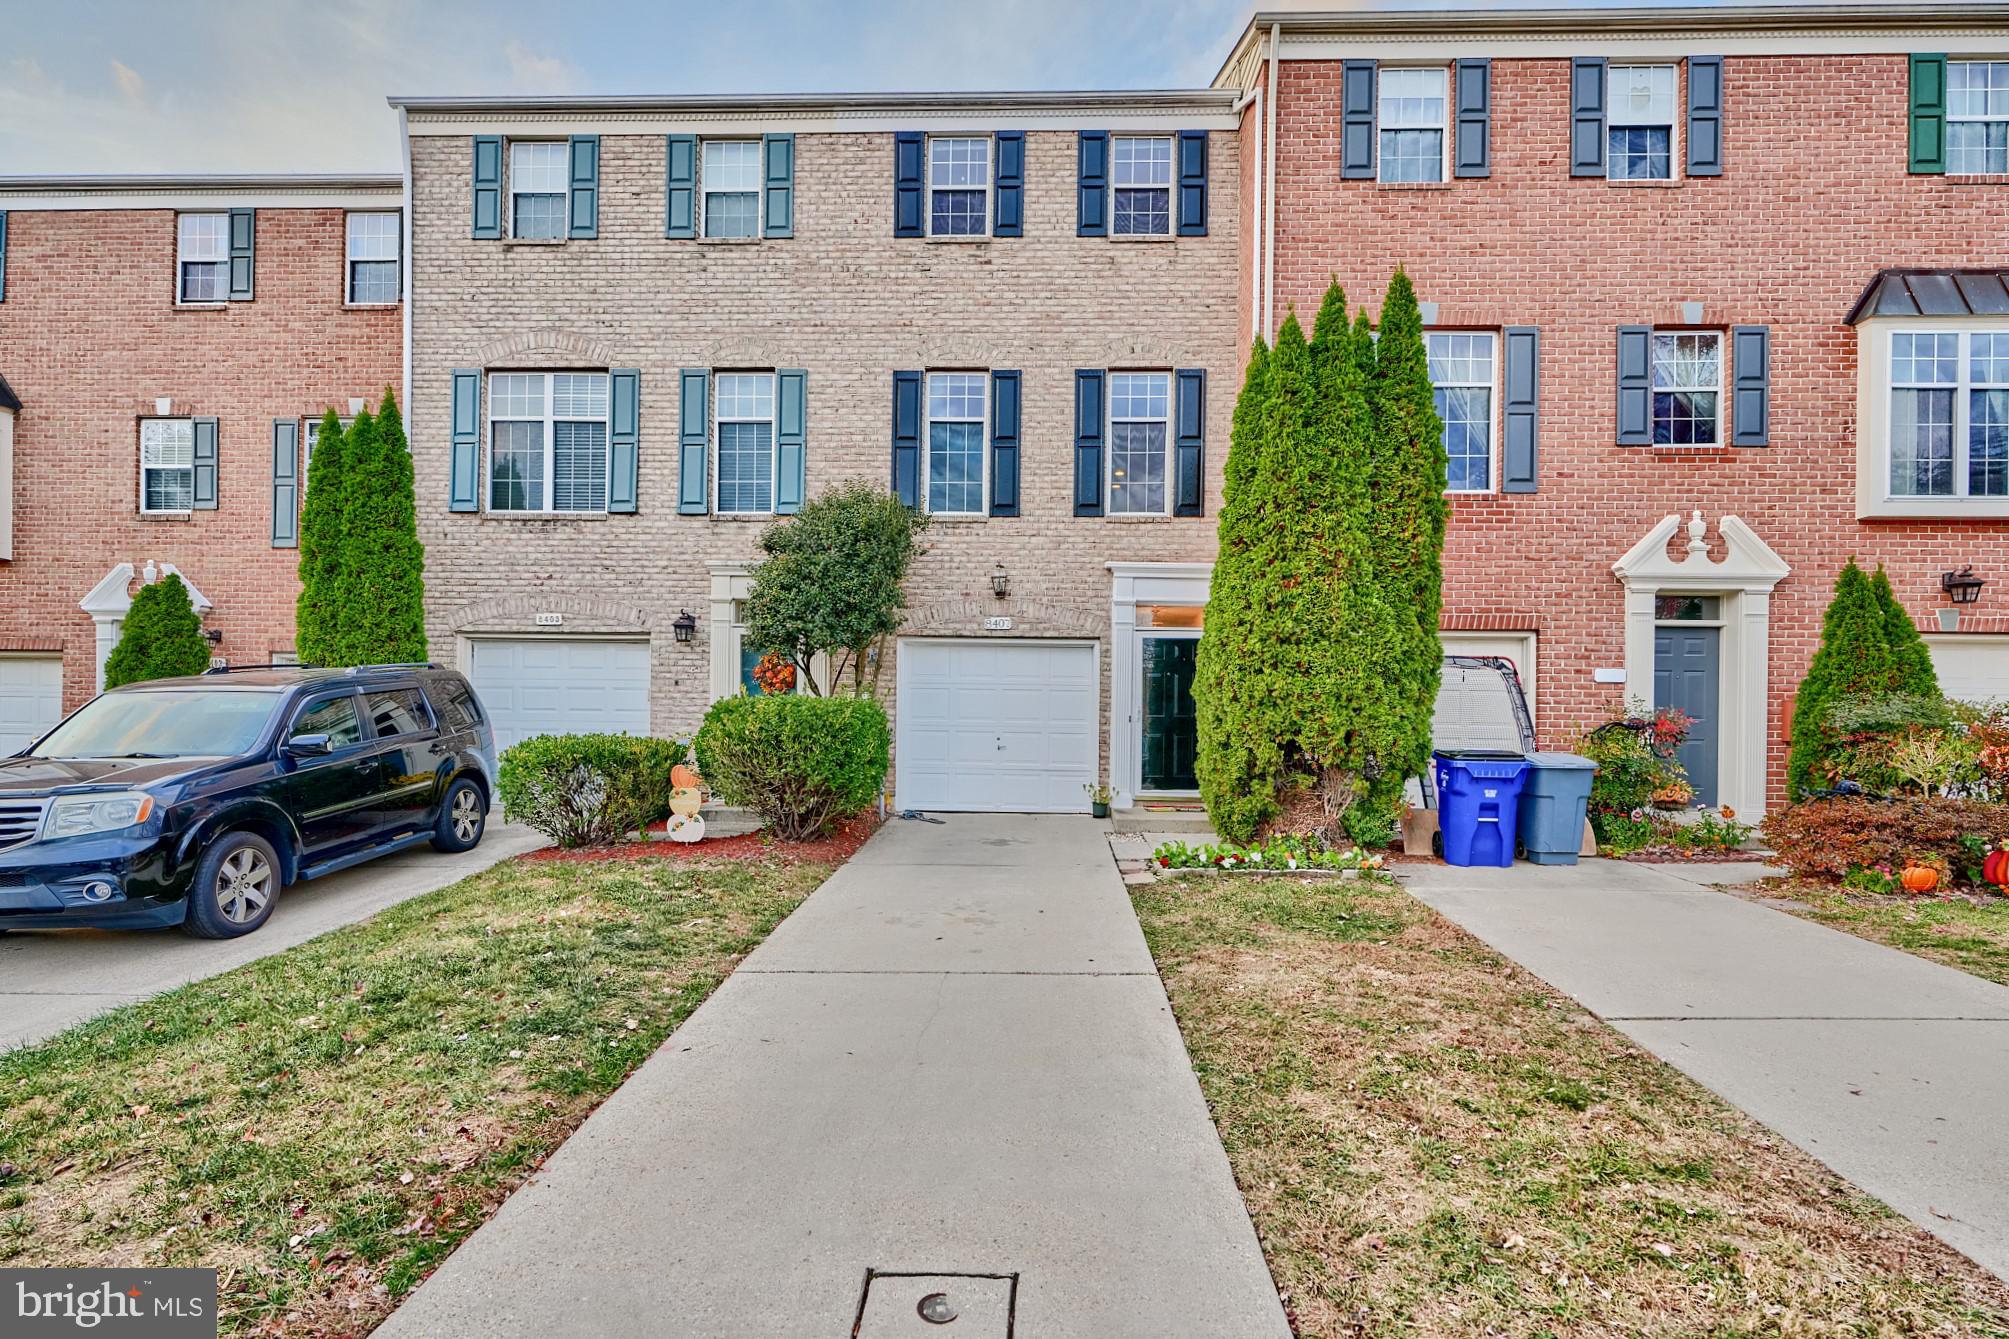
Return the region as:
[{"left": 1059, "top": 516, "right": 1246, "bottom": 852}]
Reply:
[
  {"left": 1517, "top": 752, "right": 1600, "bottom": 866},
  {"left": 1432, "top": 750, "right": 1531, "bottom": 868}
]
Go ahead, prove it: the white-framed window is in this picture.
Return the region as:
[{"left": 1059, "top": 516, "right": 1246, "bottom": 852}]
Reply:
[
  {"left": 345, "top": 212, "right": 399, "bottom": 304},
  {"left": 509, "top": 142, "right": 568, "bottom": 240},
  {"left": 1651, "top": 331, "right": 1721, "bottom": 445},
  {"left": 1428, "top": 332, "right": 1496, "bottom": 492},
  {"left": 925, "top": 372, "right": 986, "bottom": 515},
  {"left": 140, "top": 418, "right": 195, "bottom": 513},
  {"left": 1108, "top": 371, "right": 1171, "bottom": 514},
  {"left": 1608, "top": 64, "right": 1678, "bottom": 181},
  {"left": 701, "top": 140, "right": 762, "bottom": 238},
  {"left": 1888, "top": 330, "right": 2009, "bottom": 498},
  {"left": 1949, "top": 60, "right": 2009, "bottom": 175},
  {"left": 714, "top": 372, "right": 777, "bottom": 515},
  {"left": 926, "top": 136, "right": 990, "bottom": 237},
  {"left": 177, "top": 213, "right": 228, "bottom": 302},
  {"left": 1111, "top": 136, "right": 1173, "bottom": 236},
  {"left": 1379, "top": 67, "right": 1449, "bottom": 183},
  {"left": 486, "top": 372, "right": 610, "bottom": 513},
  {"left": 300, "top": 415, "right": 353, "bottom": 492}
]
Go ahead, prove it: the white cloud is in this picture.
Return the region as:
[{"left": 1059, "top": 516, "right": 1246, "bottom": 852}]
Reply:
[
  {"left": 503, "top": 39, "right": 578, "bottom": 93},
  {"left": 108, "top": 58, "right": 147, "bottom": 107}
]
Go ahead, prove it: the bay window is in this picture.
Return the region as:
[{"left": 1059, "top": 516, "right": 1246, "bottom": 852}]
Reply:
[{"left": 1889, "top": 330, "right": 2009, "bottom": 498}]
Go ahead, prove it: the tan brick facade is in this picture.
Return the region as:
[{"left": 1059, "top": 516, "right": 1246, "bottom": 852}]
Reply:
[
  {"left": 406, "top": 117, "right": 1240, "bottom": 790},
  {"left": 0, "top": 186, "right": 402, "bottom": 714}
]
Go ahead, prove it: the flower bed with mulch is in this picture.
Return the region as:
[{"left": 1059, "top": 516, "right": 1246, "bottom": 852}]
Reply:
[{"left": 520, "top": 813, "right": 881, "bottom": 867}]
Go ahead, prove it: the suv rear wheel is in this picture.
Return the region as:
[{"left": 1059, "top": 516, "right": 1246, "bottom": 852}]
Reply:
[
  {"left": 183, "top": 831, "right": 282, "bottom": 939},
  {"left": 432, "top": 777, "right": 486, "bottom": 853}
]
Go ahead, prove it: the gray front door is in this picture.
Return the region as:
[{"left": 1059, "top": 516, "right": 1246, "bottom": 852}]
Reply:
[{"left": 1654, "top": 626, "right": 1720, "bottom": 806}]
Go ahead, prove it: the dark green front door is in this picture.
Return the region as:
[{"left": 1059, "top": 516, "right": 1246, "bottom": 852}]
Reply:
[{"left": 1141, "top": 636, "right": 1199, "bottom": 792}]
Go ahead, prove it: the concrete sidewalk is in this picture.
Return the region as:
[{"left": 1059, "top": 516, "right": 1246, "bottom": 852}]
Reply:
[
  {"left": 1403, "top": 858, "right": 2009, "bottom": 1279},
  {"left": 377, "top": 815, "right": 1288, "bottom": 1339}
]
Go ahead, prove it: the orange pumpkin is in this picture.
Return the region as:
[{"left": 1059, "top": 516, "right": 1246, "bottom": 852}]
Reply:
[
  {"left": 1899, "top": 864, "right": 1941, "bottom": 894},
  {"left": 671, "top": 764, "right": 702, "bottom": 790},
  {"left": 1984, "top": 849, "right": 2009, "bottom": 890}
]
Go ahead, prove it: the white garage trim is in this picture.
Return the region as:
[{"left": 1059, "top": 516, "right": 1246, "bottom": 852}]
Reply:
[
  {"left": 1440, "top": 631, "right": 1537, "bottom": 727},
  {"left": 0, "top": 654, "right": 63, "bottom": 755},
  {"left": 461, "top": 634, "right": 652, "bottom": 752},
  {"left": 1927, "top": 634, "right": 2009, "bottom": 703},
  {"left": 895, "top": 637, "right": 1099, "bottom": 814}
]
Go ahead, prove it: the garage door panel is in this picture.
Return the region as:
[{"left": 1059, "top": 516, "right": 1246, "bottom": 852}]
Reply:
[
  {"left": 1928, "top": 636, "right": 2009, "bottom": 703},
  {"left": 896, "top": 640, "right": 1097, "bottom": 813},
  {"left": 0, "top": 658, "right": 63, "bottom": 755},
  {"left": 468, "top": 639, "right": 651, "bottom": 753}
]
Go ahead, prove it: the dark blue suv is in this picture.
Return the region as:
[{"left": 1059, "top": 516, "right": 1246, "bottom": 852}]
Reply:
[{"left": 0, "top": 664, "right": 496, "bottom": 938}]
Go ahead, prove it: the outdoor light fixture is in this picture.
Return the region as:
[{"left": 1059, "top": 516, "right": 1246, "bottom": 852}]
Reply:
[
  {"left": 1942, "top": 567, "right": 1987, "bottom": 605},
  {"left": 204, "top": 628, "right": 224, "bottom": 645},
  {"left": 672, "top": 609, "right": 698, "bottom": 643},
  {"left": 991, "top": 564, "right": 1011, "bottom": 599}
]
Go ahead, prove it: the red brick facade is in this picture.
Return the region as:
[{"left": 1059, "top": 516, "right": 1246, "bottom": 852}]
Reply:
[
  {"left": 0, "top": 187, "right": 402, "bottom": 715},
  {"left": 1251, "top": 48, "right": 2009, "bottom": 807}
]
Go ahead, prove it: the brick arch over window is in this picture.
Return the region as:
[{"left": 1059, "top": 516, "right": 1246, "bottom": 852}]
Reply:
[
  {"left": 444, "top": 593, "right": 653, "bottom": 636},
  {"left": 473, "top": 328, "right": 624, "bottom": 370},
  {"left": 905, "top": 337, "right": 1017, "bottom": 370},
  {"left": 902, "top": 597, "right": 1103, "bottom": 640},
  {"left": 1098, "top": 337, "right": 1184, "bottom": 368},
  {"left": 704, "top": 337, "right": 792, "bottom": 369}
]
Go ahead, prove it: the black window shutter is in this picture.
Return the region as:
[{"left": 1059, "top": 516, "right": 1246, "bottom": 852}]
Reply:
[
  {"left": 1174, "top": 369, "right": 1205, "bottom": 516},
  {"left": 1177, "top": 131, "right": 1208, "bottom": 235},
  {"left": 1687, "top": 57, "right": 1724, "bottom": 176},
  {"left": 989, "top": 370, "right": 1021, "bottom": 516},
  {"left": 1073, "top": 370, "right": 1105, "bottom": 515},
  {"left": 993, "top": 132, "right": 1025, "bottom": 237},
  {"left": 892, "top": 371, "right": 922, "bottom": 507},
  {"left": 1342, "top": 61, "right": 1377, "bottom": 179},
  {"left": 1731, "top": 326, "right": 1770, "bottom": 446},
  {"left": 1571, "top": 57, "right": 1607, "bottom": 177},
  {"left": 1077, "top": 132, "right": 1109, "bottom": 236},
  {"left": 894, "top": 132, "right": 925, "bottom": 238},
  {"left": 1454, "top": 60, "right": 1491, "bottom": 178},
  {"left": 1616, "top": 325, "right": 1652, "bottom": 445},
  {"left": 1501, "top": 327, "right": 1540, "bottom": 493}
]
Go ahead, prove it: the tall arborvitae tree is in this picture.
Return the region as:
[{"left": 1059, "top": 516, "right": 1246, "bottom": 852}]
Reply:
[
  {"left": 104, "top": 573, "right": 211, "bottom": 688},
  {"left": 1786, "top": 559, "right": 1943, "bottom": 796},
  {"left": 294, "top": 410, "right": 351, "bottom": 666},
  {"left": 338, "top": 391, "right": 429, "bottom": 665}
]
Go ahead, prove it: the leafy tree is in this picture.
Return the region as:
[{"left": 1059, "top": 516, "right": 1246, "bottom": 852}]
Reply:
[
  {"left": 741, "top": 482, "right": 929, "bottom": 696},
  {"left": 1786, "top": 559, "right": 1942, "bottom": 797},
  {"left": 337, "top": 391, "right": 428, "bottom": 665},
  {"left": 294, "top": 410, "right": 350, "bottom": 666},
  {"left": 104, "top": 573, "right": 210, "bottom": 689}
]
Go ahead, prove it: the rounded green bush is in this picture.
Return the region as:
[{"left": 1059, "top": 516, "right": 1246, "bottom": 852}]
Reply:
[
  {"left": 496, "top": 733, "right": 683, "bottom": 849},
  {"left": 692, "top": 694, "right": 889, "bottom": 841}
]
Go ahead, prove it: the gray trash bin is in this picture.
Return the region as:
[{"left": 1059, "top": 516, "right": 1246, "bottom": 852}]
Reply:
[{"left": 1517, "top": 752, "right": 1599, "bottom": 866}]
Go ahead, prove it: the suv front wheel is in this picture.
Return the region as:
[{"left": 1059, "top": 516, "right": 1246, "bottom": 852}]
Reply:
[{"left": 183, "top": 831, "right": 283, "bottom": 939}]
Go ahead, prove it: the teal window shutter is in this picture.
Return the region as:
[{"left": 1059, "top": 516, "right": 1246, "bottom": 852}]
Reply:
[
  {"left": 1615, "top": 326, "right": 1651, "bottom": 445},
  {"left": 192, "top": 417, "right": 220, "bottom": 509},
  {"left": 0, "top": 210, "right": 8, "bottom": 302},
  {"left": 568, "top": 135, "right": 599, "bottom": 239},
  {"left": 227, "top": 209, "right": 255, "bottom": 301},
  {"left": 472, "top": 136, "right": 504, "bottom": 238},
  {"left": 665, "top": 135, "right": 697, "bottom": 238},
  {"left": 678, "top": 369, "right": 710, "bottom": 514},
  {"left": 609, "top": 368, "right": 640, "bottom": 512},
  {"left": 271, "top": 419, "right": 299, "bottom": 547},
  {"left": 763, "top": 134, "right": 795, "bottom": 238},
  {"left": 891, "top": 371, "right": 921, "bottom": 506},
  {"left": 1910, "top": 54, "right": 1948, "bottom": 174},
  {"left": 775, "top": 369, "right": 807, "bottom": 513},
  {"left": 1073, "top": 370, "right": 1105, "bottom": 514},
  {"left": 989, "top": 370, "right": 1020, "bottom": 516},
  {"left": 1173, "top": 368, "right": 1205, "bottom": 516},
  {"left": 449, "top": 369, "right": 481, "bottom": 512}
]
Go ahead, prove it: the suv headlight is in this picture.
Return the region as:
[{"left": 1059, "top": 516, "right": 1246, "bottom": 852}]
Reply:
[{"left": 42, "top": 792, "right": 156, "bottom": 840}]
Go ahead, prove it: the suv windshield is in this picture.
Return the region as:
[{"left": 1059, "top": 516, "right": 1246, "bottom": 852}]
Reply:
[{"left": 31, "top": 689, "right": 283, "bottom": 760}]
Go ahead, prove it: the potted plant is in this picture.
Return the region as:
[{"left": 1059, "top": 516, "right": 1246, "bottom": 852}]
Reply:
[{"left": 1084, "top": 781, "right": 1113, "bottom": 819}]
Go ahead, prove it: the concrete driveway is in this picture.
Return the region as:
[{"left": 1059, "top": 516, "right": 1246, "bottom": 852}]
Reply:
[
  {"left": 1404, "top": 857, "right": 2009, "bottom": 1281},
  {"left": 0, "top": 822, "right": 544, "bottom": 1050},
  {"left": 375, "top": 814, "right": 1290, "bottom": 1339}
]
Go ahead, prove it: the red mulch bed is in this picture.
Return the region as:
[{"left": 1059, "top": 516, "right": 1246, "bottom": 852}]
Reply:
[{"left": 519, "top": 813, "right": 882, "bottom": 866}]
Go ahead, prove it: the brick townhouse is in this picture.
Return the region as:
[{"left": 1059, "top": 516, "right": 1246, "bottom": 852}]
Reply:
[
  {"left": 1216, "top": 1, "right": 2009, "bottom": 816},
  {"left": 393, "top": 90, "right": 1242, "bottom": 811},
  {"left": 0, "top": 174, "right": 404, "bottom": 747}
]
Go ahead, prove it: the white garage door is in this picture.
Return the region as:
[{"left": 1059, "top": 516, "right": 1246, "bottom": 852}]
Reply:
[
  {"left": 467, "top": 638, "right": 651, "bottom": 752},
  {"left": 1928, "top": 635, "right": 2009, "bottom": 703},
  {"left": 0, "top": 656, "right": 63, "bottom": 756},
  {"left": 1441, "top": 632, "right": 1537, "bottom": 725},
  {"left": 896, "top": 639, "right": 1098, "bottom": 813}
]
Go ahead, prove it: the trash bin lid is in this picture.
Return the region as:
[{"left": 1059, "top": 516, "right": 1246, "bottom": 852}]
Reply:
[
  {"left": 1434, "top": 749, "right": 1527, "bottom": 762},
  {"left": 1523, "top": 751, "right": 1598, "bottom": 770}
]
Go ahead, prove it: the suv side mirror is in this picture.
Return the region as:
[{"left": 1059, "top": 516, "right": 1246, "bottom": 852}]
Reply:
[{"left": 285, "top": 733, "right": 333, "bottom": 757}]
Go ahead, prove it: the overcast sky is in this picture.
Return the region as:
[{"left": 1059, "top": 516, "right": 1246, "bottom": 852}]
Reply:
[{"left": 0, "top": 0, "right": 1953, "bottom": 175}]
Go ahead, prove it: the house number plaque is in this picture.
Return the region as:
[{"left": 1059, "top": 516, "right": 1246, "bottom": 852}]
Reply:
[{"left": 982, "top": 616, "right": 1013, "bottom": 632}]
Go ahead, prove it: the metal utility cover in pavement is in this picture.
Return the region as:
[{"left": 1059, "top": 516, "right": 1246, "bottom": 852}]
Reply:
[{"left": 853, "top": 1272, "right": 1016, "bottom": 1336}]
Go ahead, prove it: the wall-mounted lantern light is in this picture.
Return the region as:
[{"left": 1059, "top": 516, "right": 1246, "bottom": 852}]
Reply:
[
  {"left": 1942, "top": 567, "right": 1987, "bottom": 605},
  {"left": 991, "top": 564, "right": 1011, "bottom": 600},
  {"left": 672, "top": 609, "right": 698, "bottom": 643}
]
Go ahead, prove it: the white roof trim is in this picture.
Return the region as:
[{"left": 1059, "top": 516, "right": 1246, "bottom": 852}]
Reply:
[{"left": 0, "top": 175, "right": 400, "bottom": 212}]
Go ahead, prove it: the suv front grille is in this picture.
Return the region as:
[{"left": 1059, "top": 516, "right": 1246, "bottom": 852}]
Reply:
[{"left": 0, "top": 799, "right": 48, "bottom": 851}]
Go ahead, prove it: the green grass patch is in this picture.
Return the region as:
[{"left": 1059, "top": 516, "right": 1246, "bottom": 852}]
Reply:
[
  {"left": 0, "top": 855, "right": 829, "bottom": 1337},
  {"left": 1751, "top": 883, "right": 2009, "bottom": 987}
]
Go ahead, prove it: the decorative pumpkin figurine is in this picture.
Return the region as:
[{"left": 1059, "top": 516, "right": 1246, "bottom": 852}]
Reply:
[
  {"left": 1983, "top": 848, "right": 2009, "bottom": 891},
  {"left": 667, "top": 763, "right": 706, "bottom": 843},
  {"left": 1899, "top": 863, "right": 1941, "bottom": 894}
]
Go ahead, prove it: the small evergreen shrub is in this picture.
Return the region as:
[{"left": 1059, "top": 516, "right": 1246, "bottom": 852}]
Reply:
[
  {"left": 496, "top": 733, "right": 683, "bottom": 848},
  {"left": 1762, "top": 796, "right": 2008, "bottom": 882},
  {"left": 692, "top": 694, "right": 889, "bottom": 840},
  {"left": 103, "top": 573, "right": 211, "bottom": 689},
  {"left": 1786, "top": 559, "right": 1940, "bottom": 798}
]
